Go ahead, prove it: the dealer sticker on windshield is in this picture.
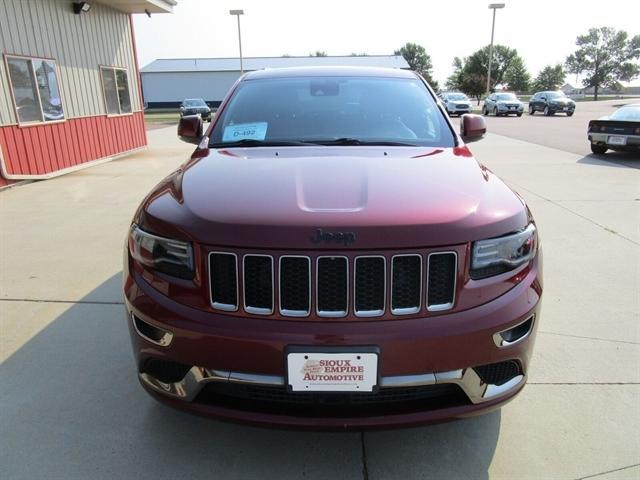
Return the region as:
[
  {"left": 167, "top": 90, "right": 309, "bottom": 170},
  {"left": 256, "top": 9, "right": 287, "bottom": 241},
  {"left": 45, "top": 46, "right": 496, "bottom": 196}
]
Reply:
[
  {"left": 287, "top": 352, "right": 378, "bottom": 392},
  {"left": 222, "top": 122, "right": 268, "bottom": 142}
]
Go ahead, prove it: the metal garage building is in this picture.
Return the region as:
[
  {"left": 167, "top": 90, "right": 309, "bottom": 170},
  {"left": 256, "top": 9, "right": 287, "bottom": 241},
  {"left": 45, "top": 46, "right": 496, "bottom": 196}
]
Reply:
[
  {"left": 0, "top": 0, "right": 175, "bottom": 188},
  {"left": 140, "top": 55, "right": 410, "bottom": 108}
]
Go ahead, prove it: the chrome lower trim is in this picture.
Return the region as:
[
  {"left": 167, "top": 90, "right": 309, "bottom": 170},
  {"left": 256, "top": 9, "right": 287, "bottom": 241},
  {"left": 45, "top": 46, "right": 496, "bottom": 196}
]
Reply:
[{"left": 140, "top": 365, "right": 525, "bottom": 406}]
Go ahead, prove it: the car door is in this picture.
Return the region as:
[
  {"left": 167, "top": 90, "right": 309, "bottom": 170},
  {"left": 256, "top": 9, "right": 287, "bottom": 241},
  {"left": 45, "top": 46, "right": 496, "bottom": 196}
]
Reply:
[
  {"left": 487, "top": 94, "right": 496, "bottom": 110},
  {"left": 530, "top": 93, "right": 539, "bottom": 111}
]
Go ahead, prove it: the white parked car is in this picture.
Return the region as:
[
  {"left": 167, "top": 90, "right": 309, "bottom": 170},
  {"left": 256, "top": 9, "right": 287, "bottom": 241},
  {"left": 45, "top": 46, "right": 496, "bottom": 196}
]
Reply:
[{"left": 441, "top": 92, "right": 473, "bottom": 116}]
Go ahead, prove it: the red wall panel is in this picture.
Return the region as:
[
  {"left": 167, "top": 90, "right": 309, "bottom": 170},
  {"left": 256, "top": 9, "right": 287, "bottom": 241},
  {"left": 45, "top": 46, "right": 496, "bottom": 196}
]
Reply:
[{"left": 0, "top": 112, "right": 146, "bottom": 186}]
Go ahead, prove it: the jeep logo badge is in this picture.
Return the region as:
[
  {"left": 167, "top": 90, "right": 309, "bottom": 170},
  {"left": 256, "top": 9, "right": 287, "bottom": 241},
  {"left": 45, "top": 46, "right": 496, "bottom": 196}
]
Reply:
[{"left": 311, "top": 228, "right": 356, "bottom": 246}]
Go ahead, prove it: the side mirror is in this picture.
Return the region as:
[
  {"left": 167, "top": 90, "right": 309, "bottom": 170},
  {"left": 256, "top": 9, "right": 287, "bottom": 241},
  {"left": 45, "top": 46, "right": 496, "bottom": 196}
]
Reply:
[
  {"left": 460, "top": 114, "right": 487, "bottom": 143},
  {"left": 177, "top": 115, "right": 203, "bottom": 144}
]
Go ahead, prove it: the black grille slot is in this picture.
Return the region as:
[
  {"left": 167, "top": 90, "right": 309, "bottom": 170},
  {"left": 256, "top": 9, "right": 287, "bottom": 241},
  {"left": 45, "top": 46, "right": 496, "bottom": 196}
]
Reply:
[
  {"left": 427, "top": 252, "right": 456, "bottom": 310},
  {"left": 141, "top": 358, "right": 190, "bottom": 384},
  {"left": 195, "top": 382, "right": 469, "bottom": 417},
  {"left": 317, "top": 257, "right": 348, "bottom": 316},
  {"left": 279, "top": 257, "right": 311, "bottom": 316},
  {"left": 474, "top": 361, "right": 521, "bottom": 386},
  {"left": 243, "top": 255, "right": 273, "bottom": 314},
  {"left": 391, "top": 255, "right": 422, "bottom": 313},
  {"left": 210, "top": 253, "right": 238, "bottom": 310},
  {"left": 354, "top": 257, "right": 385, "bottom": 316}
]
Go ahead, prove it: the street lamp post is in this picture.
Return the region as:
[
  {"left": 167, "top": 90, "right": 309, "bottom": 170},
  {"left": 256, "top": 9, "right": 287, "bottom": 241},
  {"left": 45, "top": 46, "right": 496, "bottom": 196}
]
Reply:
[
  {"left": 229, "top": 9, "right": 244, "bottom": 74},
  {"left": 486, "top": 3, "right": 505, "bottom": 95}
]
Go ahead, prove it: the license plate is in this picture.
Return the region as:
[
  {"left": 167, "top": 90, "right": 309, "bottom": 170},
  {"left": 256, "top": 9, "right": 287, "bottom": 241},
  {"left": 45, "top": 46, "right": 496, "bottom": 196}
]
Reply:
[
  {"left": 510, "top": 106, "right": 516, "bottom": 110},
  {"left": 608, "top": 135, "right": 627, "bottom": 146},
  {"left": 287, "top": 352, "right": 378, "bottom": 392},
  {"left": 563, "top": 107, "right": 568, "bottom": 111}
]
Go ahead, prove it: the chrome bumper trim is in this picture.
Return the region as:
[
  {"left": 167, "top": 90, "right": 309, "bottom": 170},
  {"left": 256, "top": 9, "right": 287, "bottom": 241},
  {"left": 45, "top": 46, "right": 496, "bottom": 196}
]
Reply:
[{"left": 140, "top": 365, "right": 525, "bottom": 406}]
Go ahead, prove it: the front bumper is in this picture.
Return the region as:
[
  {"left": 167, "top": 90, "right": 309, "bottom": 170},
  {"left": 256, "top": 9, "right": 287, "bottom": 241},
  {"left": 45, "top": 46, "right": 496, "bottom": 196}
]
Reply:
[
  {"left": 125, "top": 256, "right": 542, "bottom": 429},
  {"left": 497, "top": 105, "right": 524, "bottom": 114}
]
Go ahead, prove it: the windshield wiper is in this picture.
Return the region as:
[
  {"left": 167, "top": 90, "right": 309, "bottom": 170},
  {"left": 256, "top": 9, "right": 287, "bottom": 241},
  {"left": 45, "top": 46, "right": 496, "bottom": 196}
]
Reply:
[
  {"left": 310, "top": 137, "right": 419, "bottom": 147},
  {"left": 209, "top": 139, "right": 315, "bottom": 148}
]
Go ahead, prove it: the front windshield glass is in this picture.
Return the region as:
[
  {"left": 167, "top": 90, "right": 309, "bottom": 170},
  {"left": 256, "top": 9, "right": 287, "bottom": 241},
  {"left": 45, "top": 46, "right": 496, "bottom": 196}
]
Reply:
[
  {"left": 610, "top": 106, "right": 640, "bottom": 121},
  {"left": 184, "top": 99, "right": 206, "bottom": 107},
  {"left": 209, "top": 76, "right": 454, "bottom": 147},
  {"left": 447, "top": 93, "right": 468, "bottom": 101},
  {"left": 496, "top": 93, "right": 517, "bottom": 101},
  {"left": 547, "top": 92, "right": 566, "bottom": 99}
]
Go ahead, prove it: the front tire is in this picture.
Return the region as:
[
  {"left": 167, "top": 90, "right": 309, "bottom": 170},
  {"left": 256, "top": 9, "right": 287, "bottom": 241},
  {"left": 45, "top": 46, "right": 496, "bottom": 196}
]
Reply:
[
  {"left": 591, "top": 144, "right": 608, "bottom": 155},
  {"left": 493, "top": 107, "right": 498, "bottom": 117},
  {"left": 517, "top": 113, "right": 523, "bottom": 117},
  {"left": 529, "top": 105, "right": 535, "bottom": 115},
  {"left": 544, "top": 106, "right": 551, "bottom": 116},
  {"left": 567, "top": 112, "right": 574, "bottom": 117},
  {"left": 482, "top": 106, "right": 488, "bottom": 116}
]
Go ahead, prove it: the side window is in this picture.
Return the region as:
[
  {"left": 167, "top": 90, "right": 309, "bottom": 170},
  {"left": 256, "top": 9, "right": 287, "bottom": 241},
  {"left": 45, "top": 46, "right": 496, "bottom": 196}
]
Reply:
[
  {"left": 6, "top": 55, "right": 65, "bottom": 124},
  {"left": 100, "top": 66, "right": 132, "bottom": 115}
]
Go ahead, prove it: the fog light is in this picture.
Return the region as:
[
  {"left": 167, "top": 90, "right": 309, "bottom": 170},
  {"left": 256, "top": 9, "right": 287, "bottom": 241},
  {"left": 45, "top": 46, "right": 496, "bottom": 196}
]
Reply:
[
  {"left": 493, "top": 315, "right": 534, "bottom": 347},
  {"left": 132, "top": 313, "right": 173, "bottom": 347}
]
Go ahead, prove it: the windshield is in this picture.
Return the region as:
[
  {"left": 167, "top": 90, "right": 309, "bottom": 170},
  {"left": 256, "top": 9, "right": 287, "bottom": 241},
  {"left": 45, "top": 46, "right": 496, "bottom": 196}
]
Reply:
[
  {"left": 184, "top": 99, "right": 206, "bottom": 107},
  {"left": 496, "top": 93, "right": 517, "bottom": 101},
  {"left": 447, "top": 93, "right": 468, "bottom": 101},
  {"left": 547, "top": 92, "right": 566, "bottom": 99},
  {"left": 209, "top": 76, "right": 454, "bottom": 147},
  {"left": 609, "top": 106, "right": 640, "bottom": 121}
]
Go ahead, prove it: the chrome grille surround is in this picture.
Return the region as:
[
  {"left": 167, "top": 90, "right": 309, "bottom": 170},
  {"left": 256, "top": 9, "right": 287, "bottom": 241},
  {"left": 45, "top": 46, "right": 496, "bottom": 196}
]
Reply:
[
  {"left": 278, "top": 255, "right": 312, "bottom": 317},
  {"left": 390, "top": 254, "right": 423, "bottom": 315},
  {"left": 354, "top": 255, "right": 386, "bottom": 317},
  {"left": 208, "top": 252, "right": 239, "bottom": 312},
  {"left": 242, "top": 254, "right": 274, "bottom": 315},
  {"left": 209, "top": 250, "right": 458, "bottom": 318},
  {"left": 426, "top": 251, "right": 458, "bottom": 312},
  {"left": 316, "top": 256, "right": 349, "bottom": 318}
]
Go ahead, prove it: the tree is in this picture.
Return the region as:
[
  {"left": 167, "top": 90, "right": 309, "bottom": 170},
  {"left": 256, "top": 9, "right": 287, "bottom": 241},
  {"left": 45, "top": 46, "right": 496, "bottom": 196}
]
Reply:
[
  {"left": 395, "top": 42, "right": 439, "bottom": 91},
  {"left": 565, "top": 27, "right": 640, "bottom": 100},
  {"left": 504, "top": 56, "right": 531, "bottom": 92},
  {"left": 445, "top": 57, "right": 465, "bottom": 91},
  {"left": 309, "top": 51, "right": 327, "bottom": 57},
  {"left": 533, "top": 65, "right": 565, "bottom": 91},
  {"left": 464, "top": 44, "right": 519, "bottom": 90}
]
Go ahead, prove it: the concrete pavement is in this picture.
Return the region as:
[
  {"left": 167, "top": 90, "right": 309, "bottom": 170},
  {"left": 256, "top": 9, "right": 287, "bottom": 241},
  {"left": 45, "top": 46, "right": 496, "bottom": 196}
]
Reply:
[{"left": 1, "top": 124, "right": 639, "bottom": 479}]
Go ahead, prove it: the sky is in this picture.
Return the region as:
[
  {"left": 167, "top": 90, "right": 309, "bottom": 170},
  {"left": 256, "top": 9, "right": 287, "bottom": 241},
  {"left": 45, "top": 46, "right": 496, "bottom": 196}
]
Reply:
[{"left": 133, "top": 0, "right": 640, "bottom": 87}]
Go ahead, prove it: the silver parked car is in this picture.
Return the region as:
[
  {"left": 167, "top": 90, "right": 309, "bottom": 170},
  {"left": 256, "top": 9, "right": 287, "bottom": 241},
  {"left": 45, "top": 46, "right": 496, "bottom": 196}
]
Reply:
[
  {"left": 483, "top": 92, "right": 524, "bottom": 117},
  {"left": 441, "top": 92, "right": 473, "bottom": 116}
]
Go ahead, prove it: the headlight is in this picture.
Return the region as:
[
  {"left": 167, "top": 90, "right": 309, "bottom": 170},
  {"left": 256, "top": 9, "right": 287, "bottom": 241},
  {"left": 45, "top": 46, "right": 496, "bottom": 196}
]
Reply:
[
  {"left": 471, "top": 224, "right": 537, "bottom": 279},
  {"left": 129, "top": 225, "right": 194, "bottom": 279}
]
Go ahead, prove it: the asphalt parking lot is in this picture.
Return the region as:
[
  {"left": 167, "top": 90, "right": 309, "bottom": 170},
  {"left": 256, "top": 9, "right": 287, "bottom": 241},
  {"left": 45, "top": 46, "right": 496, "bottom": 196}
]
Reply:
[{"left": 1, "top": 104, "right": 639, "bottom": 479}]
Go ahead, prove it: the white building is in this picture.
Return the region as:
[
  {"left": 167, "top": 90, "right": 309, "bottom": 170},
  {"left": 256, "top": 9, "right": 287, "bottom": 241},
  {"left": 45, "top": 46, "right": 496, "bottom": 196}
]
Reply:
[{"left": 140, "top": 55, "right": 410, "bottom": 108}]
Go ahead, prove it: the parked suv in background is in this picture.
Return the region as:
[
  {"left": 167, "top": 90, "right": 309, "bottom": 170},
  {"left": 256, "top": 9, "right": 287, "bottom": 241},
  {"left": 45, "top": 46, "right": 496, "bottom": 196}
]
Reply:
[
  {"left": 441, "top": 92, "right": 473, "bottom": 116},
  {"left": 125, "top": 67, "right": 542, "bottom": 430},
  {"left": 483, "top": 92, "right": 524, "bottom": 117},
  {"left": 529, "top": 91, "right": 575, "bottom": 116},
  {"left": 179, "top": 98, "right": 212, "bottom": 122}
]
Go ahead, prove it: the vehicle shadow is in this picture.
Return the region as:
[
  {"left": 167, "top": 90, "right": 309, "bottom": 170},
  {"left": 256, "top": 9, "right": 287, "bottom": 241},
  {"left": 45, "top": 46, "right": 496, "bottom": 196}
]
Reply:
[
  {"left": 577, "top": 152, "right": 640, "bottom": 169},
  {"left": 1, "top": 273, "right": 500, "bottom": 480}
]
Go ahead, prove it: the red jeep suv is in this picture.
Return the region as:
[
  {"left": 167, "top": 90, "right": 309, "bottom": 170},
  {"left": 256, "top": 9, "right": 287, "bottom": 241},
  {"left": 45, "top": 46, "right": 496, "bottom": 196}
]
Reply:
[{"left": 124, "top": 67, "right": 542, "bottom": 430}]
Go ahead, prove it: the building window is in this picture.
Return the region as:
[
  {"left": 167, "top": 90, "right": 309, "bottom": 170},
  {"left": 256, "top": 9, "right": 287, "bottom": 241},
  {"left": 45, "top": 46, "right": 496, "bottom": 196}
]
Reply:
[
  {"left": 100, "top": 67, "right": 132, "bottom": 115},
  {"left": 5, "top": 55, "right": 65, "bottom": 124}
]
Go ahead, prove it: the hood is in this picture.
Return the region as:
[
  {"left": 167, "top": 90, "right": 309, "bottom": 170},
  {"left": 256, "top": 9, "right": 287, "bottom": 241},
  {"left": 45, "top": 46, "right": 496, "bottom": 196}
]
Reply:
[{"left": 140, "top": 146, "right": 528, "bottom": 250}]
